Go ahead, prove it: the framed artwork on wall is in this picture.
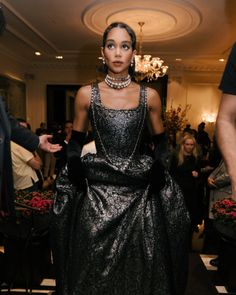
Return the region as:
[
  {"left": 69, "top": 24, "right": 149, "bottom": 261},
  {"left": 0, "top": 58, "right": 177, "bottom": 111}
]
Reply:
[{"left": 0, "top": 75, "right": 26, "bottom": 119}]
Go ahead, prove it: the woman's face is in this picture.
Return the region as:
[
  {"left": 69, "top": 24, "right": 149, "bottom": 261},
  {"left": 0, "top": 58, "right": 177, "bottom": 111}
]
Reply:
[
  {"left": 101, "top": 27, "right": 136, "bottom": 76},
  {"left": 183, "top": 138, "right": 195, "bottom": 155}
]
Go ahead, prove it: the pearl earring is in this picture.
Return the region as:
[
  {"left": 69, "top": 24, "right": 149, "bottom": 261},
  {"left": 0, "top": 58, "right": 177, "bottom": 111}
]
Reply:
[
  {"left": 102, "top": 57, "right": 106, "bottom": 65},
  {"left": 131, "top": 59, "right": 134, "bottom": 67}
]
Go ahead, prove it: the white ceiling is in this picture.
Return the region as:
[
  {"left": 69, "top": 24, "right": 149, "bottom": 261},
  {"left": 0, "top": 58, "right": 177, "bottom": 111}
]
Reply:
[{"left": 0, "top": 0, "right": 236, "bottom": 74}]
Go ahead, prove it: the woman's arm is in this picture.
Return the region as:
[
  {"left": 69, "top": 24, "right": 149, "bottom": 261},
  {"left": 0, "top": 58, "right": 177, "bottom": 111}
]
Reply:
[
  {"left": 213, "top": 172, "right": 231, "bottom": 188},
  {"left": 193, "top": 157, "right": 202, "bottom": 177},
  {"left": 146, "top": 87, "right": 170, "bottom": 167},
  {"left": 73, "top": 85, "right": 91, "bottom": 132},
  {"left": 67, "top": 85, "right": 91, "bottom": 189},
  {"left": 146, "top": 87, "right": 164, "bottom": 135},
  {"left": 27, "top": 153, "right": 42, "bottom": 170},
  {"left": 210, "top": 161, "right": 231, "bottom": 188},
  {"left": 146, "top": 87, "right": 166, "bottom": 192},
  {"left": 169, "top": 152, "right": 178, "bottom": 175}
]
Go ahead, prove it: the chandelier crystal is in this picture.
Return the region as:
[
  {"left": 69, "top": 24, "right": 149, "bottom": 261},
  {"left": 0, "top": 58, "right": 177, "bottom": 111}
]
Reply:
[{"left": 135, "top": 22, "right": 168, "bottom": 82}]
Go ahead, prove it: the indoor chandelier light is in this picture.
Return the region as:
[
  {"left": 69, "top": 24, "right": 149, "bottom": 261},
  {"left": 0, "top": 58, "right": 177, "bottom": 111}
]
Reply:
[{"left": 135, "top": 22, "right": 168, "bottom": 82}]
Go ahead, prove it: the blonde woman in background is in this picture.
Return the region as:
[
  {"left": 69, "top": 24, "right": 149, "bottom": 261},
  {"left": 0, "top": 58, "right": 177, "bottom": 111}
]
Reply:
[{"left": 169, "top": 134, "right": 202, "bottom": 248}]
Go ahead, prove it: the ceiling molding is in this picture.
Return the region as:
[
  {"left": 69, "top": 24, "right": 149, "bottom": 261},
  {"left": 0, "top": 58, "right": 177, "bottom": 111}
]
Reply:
[
  {"left": 25, "top": 61, "right": 224, "bottom": 73},
  {"left": 2, "top": 1, "right": 58, "bottom": 53},
  {"left": 82, "top": 0, "right": 201, "bottom": 41},
  {"left": 0, "top": 43, "right": 30, "bottom": 65},
  {"left": 0, "top": 0, "right": 235, "bottom": 75}
]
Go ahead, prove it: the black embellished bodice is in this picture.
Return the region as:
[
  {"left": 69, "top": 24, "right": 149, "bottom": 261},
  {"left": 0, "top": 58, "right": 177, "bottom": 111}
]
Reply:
[
  {"left": 90, "top": 84, "right": 146, "bottom": 161},
  {"left": 83, "top": 83, "right": 152, "bottom": 187}
]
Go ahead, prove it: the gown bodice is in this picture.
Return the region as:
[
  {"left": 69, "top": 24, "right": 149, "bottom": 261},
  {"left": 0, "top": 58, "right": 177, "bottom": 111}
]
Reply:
[{"left": 88, "top": 83, "right": 147, "bottom": 170}]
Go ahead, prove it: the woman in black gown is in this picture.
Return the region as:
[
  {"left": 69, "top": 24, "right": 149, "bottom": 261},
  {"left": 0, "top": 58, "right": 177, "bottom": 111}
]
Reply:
[{"left": 51, "top": 22, "right": 189, "bottom": 295}]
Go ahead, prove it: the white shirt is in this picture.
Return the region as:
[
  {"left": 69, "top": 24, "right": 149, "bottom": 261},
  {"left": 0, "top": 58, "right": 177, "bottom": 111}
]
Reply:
[{"left": 11, "top": 141, "right": 38, "bottom": 190}]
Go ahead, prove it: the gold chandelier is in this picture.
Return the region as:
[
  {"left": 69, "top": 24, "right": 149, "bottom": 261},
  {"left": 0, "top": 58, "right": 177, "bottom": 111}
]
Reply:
[{"left": 135, "top": 22, "right": 168, "bottom": 82}]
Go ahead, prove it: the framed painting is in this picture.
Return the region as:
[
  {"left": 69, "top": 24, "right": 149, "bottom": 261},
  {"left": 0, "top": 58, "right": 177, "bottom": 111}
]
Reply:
[{"left": 0, "top": 75, "right": 26, "bottom": 119}]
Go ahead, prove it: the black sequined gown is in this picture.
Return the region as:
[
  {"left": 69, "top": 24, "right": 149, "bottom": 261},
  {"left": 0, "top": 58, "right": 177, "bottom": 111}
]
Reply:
[{"left": 51, "top": 84, "right": 190, "bottom": 295}]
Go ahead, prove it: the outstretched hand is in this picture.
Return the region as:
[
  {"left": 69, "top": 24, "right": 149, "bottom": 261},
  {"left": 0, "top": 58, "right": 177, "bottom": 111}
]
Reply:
[{"left": 39, "top": 134, "right": 62, "bottom": 153}]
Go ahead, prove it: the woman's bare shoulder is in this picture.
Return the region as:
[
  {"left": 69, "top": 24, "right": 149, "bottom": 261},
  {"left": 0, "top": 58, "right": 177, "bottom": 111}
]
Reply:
[
  {"left": 145, "top": 86, "right": 161, "bottom": 108},
  {"left": 146, "top": 86, "right": 160, "bottom": 98},
  {"left": 75, "top": 85, "right": 92, "bottom": 108},
  {"left": 76, "top": 84, "right": 92, "bottom": 97}
]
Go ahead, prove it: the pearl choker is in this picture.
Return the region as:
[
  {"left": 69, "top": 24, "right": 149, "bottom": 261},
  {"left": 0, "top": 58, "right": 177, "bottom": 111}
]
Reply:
[{"left": 105, "top": 74, "right": 131, "bottom": 90}]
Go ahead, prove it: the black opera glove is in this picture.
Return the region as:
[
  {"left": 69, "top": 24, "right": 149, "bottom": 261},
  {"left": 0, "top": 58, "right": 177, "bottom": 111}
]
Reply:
[
  {"left": 149, "top": 132, "right": 169, "bottom": 193},
  {"left": 152, "top": 132, "right": 170, "bottom": 169},
  {"left": 67, "top": 130, "right": 87, "bottom": 190},
  {"left": 149, "top": 159, "right": 166, "bottom": 193}
]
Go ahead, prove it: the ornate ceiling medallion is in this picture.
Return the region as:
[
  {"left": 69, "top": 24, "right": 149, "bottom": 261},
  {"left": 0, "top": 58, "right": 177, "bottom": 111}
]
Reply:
[{"left": 82, "top": 0, "right": 201, "bottom": 42}]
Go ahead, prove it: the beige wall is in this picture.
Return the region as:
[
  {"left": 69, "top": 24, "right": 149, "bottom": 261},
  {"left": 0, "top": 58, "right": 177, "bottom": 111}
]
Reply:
[
  {"left": 0, "top": 52, "right": 223, "bottom": 137},
  {"left": 0, "top": 51, "right": 97, "bottom": 130},
  {"left": 167, "top": 71, "right": 222, "bottom": 139}
]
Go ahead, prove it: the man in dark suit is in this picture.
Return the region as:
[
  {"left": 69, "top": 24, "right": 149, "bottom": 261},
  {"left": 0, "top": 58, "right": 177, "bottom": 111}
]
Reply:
[
  {"left": 0, "top": 9, "right": 61, "bottom": 214},
  {"left": 0, "top": 98, "right": 61, "bottom": 214}
]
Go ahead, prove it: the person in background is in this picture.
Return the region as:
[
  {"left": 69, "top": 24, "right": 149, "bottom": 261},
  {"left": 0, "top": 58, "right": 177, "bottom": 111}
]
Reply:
[
  {"left": 207, "top": 159, "right": 232, "bottom": 266},
  {"left": 42, "top": 151, "right": 56, "bottom": 181},
  {"left": 169, "top": 134, "right": 201, "bottom": 248},
  {"left": 183, "top": 123, "right": 192, "bottom": 134},
  {"left": 183, "top": 123, "right": 197, "bottom": 138},
  {"left": 0, "top": 7, "right": 61, "bottom": 215},
  {"left": 63, "top": 120, "right": 73, "bottom": 143},
  {"left": 35, "top": 122, "right": 47, "bottom": 136},
  {"left": 0, "top": 97, "right": 60, "bottom": 215},
  {"left": 11, "top": 119, "right": 42, "bottom": 193},
  {"left": 196, "top": 122, "right": 211, "bottom": 155},
  {"left": 216, "top": 42, "right": 236, "bottom": 200},
  {"left": 54, "top": 120, "right": 73, "bottom": 173}
]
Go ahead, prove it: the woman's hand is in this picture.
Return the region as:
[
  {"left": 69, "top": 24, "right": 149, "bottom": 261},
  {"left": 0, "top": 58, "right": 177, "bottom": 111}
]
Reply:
[
  {"left": 207, "top": 177, "right": 217, "bottom": 188},
  {"left": 39, "top": 134, "right": 62, "bottom": 152}
]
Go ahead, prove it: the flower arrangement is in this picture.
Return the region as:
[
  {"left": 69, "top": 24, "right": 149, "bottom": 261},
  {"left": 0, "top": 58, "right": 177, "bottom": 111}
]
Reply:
[
  {"left": 163, "top": 103, "right": 191, "bottom": 147},
  {"left": 164, "top": 104, "right": 191, "bottom": 135},
  {"left": 211, "top": 198, "right": 236, "bottom": 240},
  {"left": 212, "top": 198, "right": 236, "bottom": 224},
  {"left": 15, "top": 190, "right": 54, "bottom": 216}
]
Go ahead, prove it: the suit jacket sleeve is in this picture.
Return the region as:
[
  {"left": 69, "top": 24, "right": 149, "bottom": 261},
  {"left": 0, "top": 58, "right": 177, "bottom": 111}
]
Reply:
[
  {"left": 0, "top": 95, "right": 39, "bottom": 151},
  {"left": 9, "top": 114, "right": 39, "bottom": 152}
]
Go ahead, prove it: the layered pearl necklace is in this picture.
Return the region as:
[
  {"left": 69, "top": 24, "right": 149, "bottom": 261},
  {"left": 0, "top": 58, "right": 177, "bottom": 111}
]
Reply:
[{"left": 105, "top": 74, "right": 131, "bottom": 90}]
